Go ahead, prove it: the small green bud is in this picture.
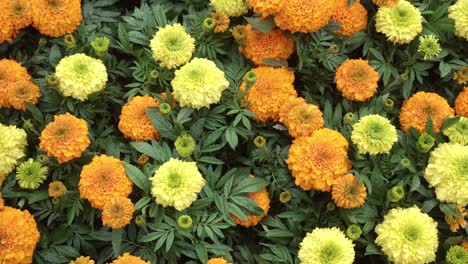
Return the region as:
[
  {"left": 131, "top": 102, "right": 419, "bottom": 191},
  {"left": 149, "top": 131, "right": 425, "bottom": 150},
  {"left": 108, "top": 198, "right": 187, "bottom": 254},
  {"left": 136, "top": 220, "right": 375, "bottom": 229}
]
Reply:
[
  {"left": 64, "top": 34, "right": 76, "bottom": 48},
  {"left": 52, "top": 197, "right": 61, "bottom": 205},
  {"left": 384, "top": 98, "right": 394, "bottom": 111},
  {"left": 45, "top": 75, "right": 58, "bottom": 86},
  {"left": 150, "top": 70, "right": 159, "bottom": 80},
  {"left": 346, "top": 224, "right": 362, "bottom": 240},
  {"left": 253, "top": 136, "right": 266, "bottom": 148},
  {"left": 91, "top": 36, "right": 110, "bottom": 58},
  {"left": 38, "top": 38, "right": 47, "bottom": 46},
  {"left": 399, "top": 73, "right": 408, "bottom": 81},
  {"left": 279, "top": 191, "right": 292, "bottom": 204},
  {"left": 177, "top": 215, "right": 193, "bottom": 230},
  {"left": 416, "top": 133, "right": 435, "bottom": 153},
  {"left": 328, "top": 44, "right": 340, "bottom": 54},
  {"left": 159, "top": 103, "right": 171, "bottom": 114},
  {"left": 135, "top": 215, "right": 146, "bottom": 226},
  {"left": 446, "top": 245, "right": 468, "bottom": 264},
  {"left": 245, "top": 71, "right": 257, "bottom": 86},
  {"left": 37, "top": 154, "right": 49, "bottom": 164},
  {"left": 22, "top": 120, "right": 34, "bottom": 131},
  {"left": 175, "top": 134, "right": 196, "bottom": 157},
  {"left": 387, "top": 186, "right": 405, "bottom": 202},
  {"left": 343, "top": 112, "right": 356, "bottom": 125},
  {"left": 326, "top": 202, "right": 336, "bottom": 211},
  {"left": 399, "top": 158, "right": 412, "bottom": 169},
  {"left": 203, "top": 18, "right": 215, "bottom": 31}
]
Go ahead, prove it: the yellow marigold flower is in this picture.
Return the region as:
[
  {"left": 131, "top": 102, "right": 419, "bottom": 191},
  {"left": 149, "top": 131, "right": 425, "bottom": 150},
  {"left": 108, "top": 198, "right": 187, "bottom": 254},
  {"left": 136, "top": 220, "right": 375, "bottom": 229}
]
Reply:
[
  {"left": 0, "top": 206, "right": 40, "bottom": 264},
  {"left": 375, "top": 207, "right": 438, "bottom": 264},
  {"left": 240, "top": 25, "right": 295, "bottom": 65},
  {"left": 112, "top": 253, "right": 150, "bottom": 264},
  {"left": 172, "top": 58, "right": 229, "bottom": 109},
  {"left": 118, "top": 95, "right": 160, "bottom": 141},
  {"left": 443, "top": 117, "right": 468, "bottom": 145},
  {"left": 246, "top": 0, "right": 285, "bottom": 17},
  {"left": 48, "top": 181, "right": 66, "bottom": 198},
  {"left": 455, "top": 87, "right": 468, "bottom": 117},
  {"left": 212, "top": 12, "right": 230, "bottom": 33},
  {"left": 0, "top": 0, "right": 32, "bottom": 32},
  {"left": 334, "top": 59, "right": 379, "bottom": 102},
  {"left": 55, "top": 53, "right": 108, "bottom": 101},
  {"left": 6, "top": 80, "right": 40, "bottom": 111},
  {"left": 241, "top": 67, "right": 297, "bottom": 122},
  {"left": 232, "top": 25, "right": 247, "bottom": 44},
  {"left": 274, "top": 0, "right": 336, "bottom": 33},
  {"left": 454, "top": 67, "right": 468, "bottom": 85},
  {"left": 375, "top": 0, "right": 423, "bottom": 44},
  {"left": 279, "top": 97, "right": 324, "bottom": 138},
  {"left": 69, "top": 256, "right": 95, "bottom": 264},
  {"left": 102, "top": 197, "right": 135, "bottom": 229},
  {"left": 286, "top": 128, "right": 352, "bottom": 192},
  {"left": 351, "top": 115, "right": 398, "bottom": 155},
  {"left": 210, "top": 0, "right": 248, "bottom": 17},
  {"left": 31, "top": 0, "right": 82, "bottom": 37},
  {"left": 445, "top": 206, "right": 467, "bottom": 232},
  {"left": 0, "top": 59, "right": 31, "bottom": 108},
  {"left": 0, "top": 12, "right": 15, "bottom": 43},
  {"left": 425, "top": 143, "right": 468, "bottom": 206},
  {"left": 79, "top": 155, "right": 133, "bottom": 209},
  {"left": 150, "top": 23, "right": 195, "bottom": 69},
  {"left": 332, "top": 174, "right": 367, "bottom": 209},
  {"left": 39, "top": 113, "right": 91, "bottom": 164},
  {"left": 418, "top": 35, "right": 442, "bottom": 60},
  {"left": 331, "top": 0, "right": 368, "bottom": 37},
  {"left": 372, "top": 0, "right": 398, "bottom": 7},
  {"left": 0, "top": 124, "right": 27, "bottom": 175},
  {"left": 449, "top": 0, "right": 468, "bottom": 41},
  {"left": 298, "top": 227, "right": 355, "bottom": 264},
  {"left": 231, "top": 180, "right": 270, "bottom": 227},
  {"left": 207, "top": 257, "right": 229, "bottom": 264},
  {"left": 400, "top": 91, "right": 454, "bottom": 133},
  {"left": 16, "top": 159, "right": 48, "bottom": 190}
]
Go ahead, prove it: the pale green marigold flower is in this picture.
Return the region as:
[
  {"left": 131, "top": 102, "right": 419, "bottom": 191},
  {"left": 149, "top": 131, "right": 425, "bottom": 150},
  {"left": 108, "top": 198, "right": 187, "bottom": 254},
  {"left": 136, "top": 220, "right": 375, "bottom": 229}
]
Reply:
[
  {"left": 16, "top": 159, "right": 48, "bottom": 190},
  {"left": 150, "top": 23, "right": 195, "bottom": 69},
  {"left": 443, "top": 117, "right": 468, "bottom": 145},
  {"left": 375, "top": 207, "right": 438, "bottom": 264},
  {"left": 171, "top": 58, "right": 229, "bottom": 109},
  {"left": 448, "top": 0, "right": 468, "bottom": 41},
  {"left": 55, "top": 53, "right": 108, "bottom": 101},
  {"left": 446, "top": 245, "right": 468, "bottom": 264},
  {"left": 418, "top": 35, "right": 442, "bottom": 60},
  {"left": 298, "top": 227, "right": 355, "bottom": 264},
  {"left": 425, "top": 143, "right": 468, "bottom": 205},
  {"left": 0, "top": 124, "right": 27, "bottom": 175},
  {"left": 375, "top": 0, "right": 423, "bottom": 44},
  {"left": 351, "top": 115, "right": 398, "bottom": 155},
  {"left": 175, "top": 134, "right": 196, "bottom": 157},
  {"left": 210, "top": 0, "right": 248, "bottom": 17}
]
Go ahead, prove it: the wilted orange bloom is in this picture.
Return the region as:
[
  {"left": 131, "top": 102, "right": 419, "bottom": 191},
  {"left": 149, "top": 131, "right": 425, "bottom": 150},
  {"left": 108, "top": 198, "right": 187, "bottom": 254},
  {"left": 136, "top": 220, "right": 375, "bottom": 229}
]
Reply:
[
  {"left": 247, "top": 0, "right": 285, "bottom": 17},
  {"left": 453, "top": 67, "right": 468, "bottom": 85},
  {"left": 287, "top": 128, "right": 351, "bottom": 192},
  {"left": 279, "top": 97, "right": 324, "bottom": 137},
  {"left": 207, "top": 257, "right": 229, "bottom": 264},
  {"left": 118, "top": 95, "right": 160, "bottom": 141},
  {"left": 240, "top": 25, "right": 294, "bottom": 65},
  {"left": 102, "top": 196, "right": 135, "bottom": 229},
  {"left": 69, "top": 256, "right": 95, "bottom": 264},
  {"left": 400, "top": 91, "right": 454, "bottom": 133},
  {"left": 334, "top": 59, "right": 379, "bottom": 101},
  {"left": 0, "top": 59, "right": 31, "bottom": 108},
  {"left": 232, "top": 25, "right": 247, "bottom": 44},
  {"left": 112, "top": 253, "right": 150, "bottom": 264},
  {"left": 31, "top": 0, "right": 82, "bottom": 37},
  {"left": 39, "top": 113, "right": 91, "bottom": 163},
  {"left": 0, "top": 0, "right": 32, "bottom": 32},
  {"left": 372, "top": 0, "right": 399, "bottom": 7},
  {"left": 455, "top": 87, "right": 468, "bottom": 117},
  {"left": 212, "top": 12, "right": 230, "bottom": 33},
  {"left": 6, "top": 80, "right": 40, "bottom": 110},
  {"left": 445, "top": 206, "right": 467, "bottom": 232},
  {"left": 231, "top": 182, "right": 270, "bottom": 227},
  {"left": 332, "top": 174, "right": 367, "bottom": 209},
  {"left": 331, "top": 0, "right": 368, "bottom": 37},
  {"left": 48, "top": 181, "right": 66, "bottom": 198}
]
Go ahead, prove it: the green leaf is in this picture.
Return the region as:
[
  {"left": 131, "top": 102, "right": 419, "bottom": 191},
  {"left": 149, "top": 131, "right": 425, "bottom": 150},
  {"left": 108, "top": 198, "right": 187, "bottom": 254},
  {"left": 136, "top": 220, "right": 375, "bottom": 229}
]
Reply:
[
  {"left": 130, "top": 142, "right": 159, "bottom": 160},
  {"left": 195, "top": 242, "right": 208, "bottom": 264},
  {"left": 439, "top": 61, "right": 451, "bottom": 78},
  {"left": 243, "top": 16, "right": 276, "bottom": 33},
  {"left": 146, "top": 108, "right": 177, "bottom": 140},
  {"left": 124, "top": 163, "right": 151, "bottom": 193},
  {"left": 225, "top": 127, "right": 238, "bottom": 149},
  {"left": 231, "top": 177, "right": 269, "bottom": 195},
  {"left": 112, "top": 229, "right": 123, "bottom": 257},
  {"left": 440, "top": 203, "right": 458, "bottom": 217},
  {"left": 199, "top": 156, "right": 224, "bottom": 165},
  {"left": 422, "top": 199, "right": 439, "bottom": 213},
  {"left": 228, "top": 202, "right": 248, "bottom": 221}
]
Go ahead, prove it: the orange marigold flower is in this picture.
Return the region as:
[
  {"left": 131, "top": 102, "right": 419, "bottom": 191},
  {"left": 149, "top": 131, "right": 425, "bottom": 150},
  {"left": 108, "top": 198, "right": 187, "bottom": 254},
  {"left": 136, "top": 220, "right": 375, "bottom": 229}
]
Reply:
[
  {"left": 241, "top": 67, "right": 297, "bottom": 122},
  {"left": 372, "top": 0, "right": 399, "bottom": 7},
  {"left": 286, "top": 128, "right": 352, "bottom": 192},
  {"left": 274, "top": 0, "right": 336, "bottom": 33},
  {"left": 0, "top": 192, "right": 4, "bottom": 210},
  {"left": 231, "top": 182, "right": 270, "bottom": 227},
  {"left": 212, "top": 12, "right": 230, "bottom": 33},
  {"left": 0, "top": 206, "right": 40, "bottom": 264},
  {"left": 6, "top": 80, "right": 40, "bottom": 110},
  {"left": 334, "top": 59, "right": 379, "bottom": 102},
  {"left": 0, "top": 12, "right": 15, "bottom": 43},
  {"left": 31, "top": 0, "right": 82, "bottom": 37},
  {"left": 79, "top": 155, "right": 133, "bottom": 209},
  {"left": 48, "top": 181, "right": 66, "bottom": 198},
  {"left": 39, "top": 113, "right": 91, "bottom": 163},
  {"left": 0, "top": 59, "right": 31, "bottom": 108},
  {"left": 102, "top": 196, "right": 135, "bottom": 229},
  {"left": 455, "top": 87, "right": 468, "bottom": 117},
  {"left": 445, "top": 205, "right": 467, "bottom": 232},
  {"left": 118, "top": 95, "right": 160, "bottom": 141},
  {"left": 332, "top": 174, "right": 367, "bottom": 209},
  {"left": 112, "top": 253, "right": 150, "bottom": 264},
  {"left": 453, "top": 67, "right": 468, "bottom": 85},
  {"left": 240, "top": 25, "right": 295, "bottom": 65},
  {"left": 0, "top": 0, "right": 32, "bottom": 32},
  {"left": 247, "top": 0, "right": 285, "bottom": 17},
  {"left": 279, "top": 97, "right": 324, "bottom": 137},
  {"left": 331, "top": 0, "right": 368, "bottom": 37},
  {"left": 400, "top": 91, "right": 454, "bottom": 133},
  {"left": 207, "top": 257, "right": 229, "bottom": 264},
  {"left": 69, "top": 256, "right": 95, "bottom": 264}
]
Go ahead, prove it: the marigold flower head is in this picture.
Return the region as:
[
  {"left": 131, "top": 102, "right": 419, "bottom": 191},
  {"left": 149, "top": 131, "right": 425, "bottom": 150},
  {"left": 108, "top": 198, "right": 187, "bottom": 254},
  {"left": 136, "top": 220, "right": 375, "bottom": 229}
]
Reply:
[
  {"left": 118, "top": 95, "right": 160, "bottom": 141},
  {"left": 287, "top": 128, "right": 352, "bottom": 192},
  {"left": 425, "top": 143, "right": 468, "bottom": 206},
  {"left": 375, "top": 0, "right": 423, "bottom": 44},
  {"left": 334, "top": 59, "right": 379, "bottom": 102},
  {"left": 247, "top": 0, "right": 285, "bottom": 17},
  {"left": 455, "top": 87, "right": 468, "bottom": 117},
  {"left": 0, "top": 59, "right": 31, "bottom": 108},
  {"left": 449, "top": 0, "right": 468, "bottom": 41},
  {"left": 445, "top": 206, "right": 467, "bottom": 232},
  {"left": 55, "top": 53, "right": 108, "bottom": 101},
  {"left": 79, "top": 155, "right": 133, "bottom": 209},
  {"left": 351, "top": 114, "right": 398, "bottom": 155},
  {"left": 16, "top": 159, "right": 48, "bottom": 190},
  {"left": 39, "top": 113, "right": 90, "bottom": 163},
  {"left": 231, "top": 183, "right": 270, "bottom": 227},
  {"left": 175, "top": 134, "right": 196, "bottom": 157},
  {"left": 443, "top": 117, "right": 468, "bottom": 145},
  {"left": 240, "top": 25, "right": 295, "bottom": 65},
  {"left": 31, "top": 0, "right": 82, "bottom": 37},
  {"left": 418, "top": 35, "right": 442, "bottom": 60},
  {"left": 274, "top": 0, "right": 337, "bottom": 33},
  {"left": 298, "top": 227, "right": 355, "bottom": 264},
  {"left": 375, "top": 207, "right": 438, "bottom": 264},
  {"left": 241, "top": 67, "right": 297, "bottom": 122},
  {"left": 212, "top": 12, "right": 230, "bottom": 33},
  {"left": 102, "top": 197, "right": 135, "bottom": 229},
  {"left": 112, "top": 253, "right": 150, "bottom": 264},
  {"left": 400, "top": 91, "right": 454, "bottom": 133},
  {"left": 207, "top": 257, "right": 229, "bottom": 264},
  {"left": 6, "top": 80, "right": 40, "bottom": 111},
  {"left": 69, "top": 256, "right": 95, "bottom": 264},
  {"left": 151, "top": 158, "right": 205, "bottom": 211},
  {"left": 48, "top": 181, "right": 66, "bottom": 198},
  {"left": 172, "top": 58, "right": 229, "bottom": 109},
  {"left": 0, "top": 0, "right": 32, "bottom": 32},
  {"left": 0, "top": 124, "right": 27, "bottom": 175},
  {"left": 447, "top": 245, "right": 468, "bottom": 264},
  {"left": 0, "top": 206, "right": 40, "bottom": 264},
  {"left": 279, "top": 97, "right": 324, "bottom": 137},
  {"left": 454, "top": 67, "right": 468, "bottom": 85},
  {"left": 332, "top": 174, "right": 367, "bottom": 209},
  {"left": 0, "top": 12, "right": 15, "bottom": 43},
  {"left": 210, "top": 0, "right": 248, "bottom": 17},
  {"left": 331, "top": 0, "right": 368, "bottom": 37},
  {"left": 372, "top": 0, "right": 399, "bottom": 7},
  {"left": 150, "top": 23, "right": 195, "bottom": 69}
]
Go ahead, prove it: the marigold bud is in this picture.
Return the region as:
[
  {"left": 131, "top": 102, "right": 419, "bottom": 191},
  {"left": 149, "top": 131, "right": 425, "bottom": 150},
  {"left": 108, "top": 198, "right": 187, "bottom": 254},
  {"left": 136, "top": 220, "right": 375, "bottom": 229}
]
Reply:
[
  {"left": 346, "top": 224, "right": 362, "bottom": 240},
  {"left": 279, "top": 191, "right": 291, "bottom": 203},
  {"left": 344, "top": 112, "right": 356, "bottom": 125},
  {"left": 416, "top": 133, "right": 435, "bottom": 153},
  {"left": 387, "top": 186, "right": 405, "bottom": 202},
  {"left": 177, "top": 215, "right": 193, "bottom": 230},
  {"left": 64, "top": 34, "right": 76, "bottom": 48},
  {"left": 253, "top": 136, "right": 266, "bottom": 148},
  {"left": 159, "top": 103, "right": 172, "bottom": 114},
  {"left": 203, "top": 18, "right": 215, "bottom": 31}
]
